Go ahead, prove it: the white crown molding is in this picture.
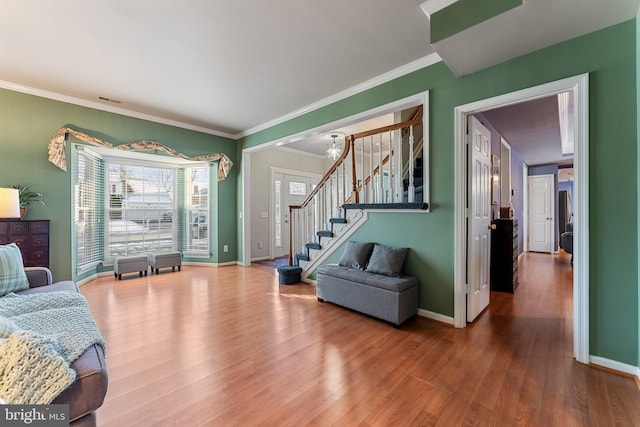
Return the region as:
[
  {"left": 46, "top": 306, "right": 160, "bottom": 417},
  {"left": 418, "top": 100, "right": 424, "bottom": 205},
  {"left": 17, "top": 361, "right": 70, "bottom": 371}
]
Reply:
[
  {"left": 1, "top": 53, "right": 442, "bottom": 142},
  {"left": 236, "top": 53, "right": 442, "bottom": 139},
  {"left": 420, "top": 0, "right": 459, "bottom": 18},
  {"left": 0, "top": 79, "right": 236, "bottom": 139}
]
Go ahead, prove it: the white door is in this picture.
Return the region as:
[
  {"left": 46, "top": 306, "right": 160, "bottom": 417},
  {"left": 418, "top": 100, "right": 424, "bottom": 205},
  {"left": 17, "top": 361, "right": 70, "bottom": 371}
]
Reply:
[
  {"left": 467, "top": 116, "right": 492, "bottom": 322},
  {"left": 272, "top": 173, "right": 314, "bottom": 258},
  {"left": 528, "top": 174, "right": 554, "bottom": 253}
]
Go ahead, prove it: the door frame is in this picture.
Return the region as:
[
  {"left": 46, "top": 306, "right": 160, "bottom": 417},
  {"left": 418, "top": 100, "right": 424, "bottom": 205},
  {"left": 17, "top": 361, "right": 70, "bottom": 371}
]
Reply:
[
  {"left": 269, "top": 167, "right": 321, "bottom": 259},
  {"left": 453, "top": 74, "right": 589, "bottom": 364},
  {"left": 527, "top": 174, "right": 555, "bottom": 254}
]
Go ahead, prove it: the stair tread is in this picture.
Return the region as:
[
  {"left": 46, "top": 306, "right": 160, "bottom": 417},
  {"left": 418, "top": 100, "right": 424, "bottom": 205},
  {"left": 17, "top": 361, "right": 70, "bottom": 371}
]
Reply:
[
  {"left": 317, "top": 230, "right": 333, "bottom": 237},
  {"left": 329, "top": 218, "right": 347, "bottom": 224},
  {"left": 306, "top": 242, "right": 321, "bottom": 250},
  {"left": 296, "top": 253, "right": 310, "bottom": 262}
]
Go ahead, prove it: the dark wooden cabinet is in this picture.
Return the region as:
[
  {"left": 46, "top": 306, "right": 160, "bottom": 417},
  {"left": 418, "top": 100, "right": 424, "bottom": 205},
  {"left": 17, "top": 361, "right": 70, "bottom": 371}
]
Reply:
[
  {"left": 490, "top": 219, "right": 518, "bottom": 293},
  {"left": 0, "top": 220, "right": 50, "bottom": 268}
]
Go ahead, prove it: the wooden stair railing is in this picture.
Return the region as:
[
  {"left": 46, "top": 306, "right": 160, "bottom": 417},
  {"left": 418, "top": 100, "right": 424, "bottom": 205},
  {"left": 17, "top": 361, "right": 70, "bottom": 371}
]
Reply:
[{"left": 288, "top": 116, "right": 423, "bottom": 267}]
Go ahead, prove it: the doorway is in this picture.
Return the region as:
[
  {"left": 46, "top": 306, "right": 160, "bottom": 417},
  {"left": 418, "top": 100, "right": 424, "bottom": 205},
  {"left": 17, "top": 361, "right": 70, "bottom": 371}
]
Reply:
[
  {"left": 453, "top": 74, "right": 589, "bottom": 364},
  {"left": 270, "top": 169, "right": 320, "bottom": 259}
]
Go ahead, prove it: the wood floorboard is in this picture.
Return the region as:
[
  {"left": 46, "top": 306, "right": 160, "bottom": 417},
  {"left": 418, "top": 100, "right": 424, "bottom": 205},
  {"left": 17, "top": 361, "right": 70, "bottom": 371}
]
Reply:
[{"left": 80, "top": 252, "right": 640, "bottom": 426}]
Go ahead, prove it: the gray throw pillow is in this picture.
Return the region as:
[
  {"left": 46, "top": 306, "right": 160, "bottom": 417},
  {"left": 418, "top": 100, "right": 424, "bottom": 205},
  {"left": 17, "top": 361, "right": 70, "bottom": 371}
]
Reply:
[
  {"left": 365, "top": 244, "right": 409, "bottom": 277},
  {"left": 338, "top": 241, "right": 374, "bottom": 270}
]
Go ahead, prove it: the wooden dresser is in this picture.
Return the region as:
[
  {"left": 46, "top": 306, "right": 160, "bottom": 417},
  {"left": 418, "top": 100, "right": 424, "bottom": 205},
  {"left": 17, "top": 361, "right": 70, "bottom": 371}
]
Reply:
[
  {"left": 490, "top": 218, "right": 518, "bottom": 293},
  {"left": 0, "top": 220, "right": 50, "bottom": 268}
]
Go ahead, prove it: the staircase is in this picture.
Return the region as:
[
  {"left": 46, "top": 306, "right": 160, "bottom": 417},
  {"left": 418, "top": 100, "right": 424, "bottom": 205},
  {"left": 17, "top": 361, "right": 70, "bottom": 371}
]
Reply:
[{"left": 288, "top": 115, "right": 425, "bottom": 278}]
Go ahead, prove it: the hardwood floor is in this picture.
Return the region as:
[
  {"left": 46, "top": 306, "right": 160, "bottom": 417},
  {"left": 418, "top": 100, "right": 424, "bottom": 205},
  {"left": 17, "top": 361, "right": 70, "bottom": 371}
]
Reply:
[{"left": 81, "top": 252, "right": 640, "bottom": 426}]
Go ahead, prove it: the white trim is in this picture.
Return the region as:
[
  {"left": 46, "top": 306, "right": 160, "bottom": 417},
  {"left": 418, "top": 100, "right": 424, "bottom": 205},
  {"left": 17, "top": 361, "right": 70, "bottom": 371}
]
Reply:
[
  {"left": 0, "top": 79, "right": 235, "bottom": 139},
  {"left": 590, "top": 356, "right": 640, "bottom": 378},
  {"left": 522, "top": 163, "right": 529, "bottom": 252},
  {"left": 237, "top": 55, "right": 441, "bottom": 139},
  {"left": 500, "top": 138, "right": 512, "bottom": 207},
  {"left": 422, "top": 91, "right": 431, "bottom": 211},
  {"left": 418, "top": 308, "right": 455, "bottom": 325},
  {"left": 453, "top": 74, "right": 589, "bottom": 365},
  {"left": 420, "top": 0, "right": 459, "bottom": 18},
  {"left": 251, "top": 256, "right": 271, "bottom": 262},
  {"left": 241, "top": 150, "right": 251, "bottom": 266}
]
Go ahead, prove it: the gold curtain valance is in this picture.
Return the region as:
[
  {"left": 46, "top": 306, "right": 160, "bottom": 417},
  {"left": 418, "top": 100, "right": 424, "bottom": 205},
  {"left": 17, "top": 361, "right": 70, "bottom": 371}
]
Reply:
[{"left": 47, "top": 127, "right": 233, "bottom": 181}]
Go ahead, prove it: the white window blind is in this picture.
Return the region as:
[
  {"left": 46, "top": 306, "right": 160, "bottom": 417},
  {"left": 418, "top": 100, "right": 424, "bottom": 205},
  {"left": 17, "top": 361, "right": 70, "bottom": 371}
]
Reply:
[
  {"left": 104, "top": 160, "right": 177, "bottom": 258},
  {"left": 182, "top": 165, "right": 210, "bottom": 257},
  {"left": 73, "top": 146, "right": 104, "bottom": 273}
]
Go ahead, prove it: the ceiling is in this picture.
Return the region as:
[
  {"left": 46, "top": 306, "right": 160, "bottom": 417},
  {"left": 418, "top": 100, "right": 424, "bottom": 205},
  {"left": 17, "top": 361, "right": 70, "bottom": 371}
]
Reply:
[
  {"left": 0, "top": 1, "right": 638, "bottom": 139},
  {"left": 481, "top": 94, "right": 573, "bottom": 166}
]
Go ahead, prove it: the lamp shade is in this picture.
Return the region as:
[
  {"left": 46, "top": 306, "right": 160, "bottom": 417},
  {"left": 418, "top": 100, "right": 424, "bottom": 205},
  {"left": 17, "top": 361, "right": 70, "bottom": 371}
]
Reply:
[{"left": 0, "top": 188, "right": 20, "bottom": 218}]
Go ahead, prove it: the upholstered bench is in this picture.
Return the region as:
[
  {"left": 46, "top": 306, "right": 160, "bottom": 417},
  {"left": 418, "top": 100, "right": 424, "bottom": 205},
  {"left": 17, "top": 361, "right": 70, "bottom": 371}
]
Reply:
[
  {"left": 149, "top": 251, "right": 182, "bottom": 274},
  {"left": 113, "top": 255, "right": 149, "bottom": 280},
  {"left": 316, "top": 241, "right": 419, "bottom": 327}
]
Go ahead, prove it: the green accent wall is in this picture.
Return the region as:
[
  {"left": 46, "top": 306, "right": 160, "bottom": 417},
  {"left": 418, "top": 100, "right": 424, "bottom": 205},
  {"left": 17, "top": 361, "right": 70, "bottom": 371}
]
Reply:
[
  {"left": 0, "top": 89, "right": 238, "bottom": 281},
  {"left": 241, "top": 20, "right": 639, "bottom": 365},
  {"left": 431, "top": 0, "right": 523, "bottom": 43},
  {"left": 637, "top": 10, "right": 640, "bottom": 369}
]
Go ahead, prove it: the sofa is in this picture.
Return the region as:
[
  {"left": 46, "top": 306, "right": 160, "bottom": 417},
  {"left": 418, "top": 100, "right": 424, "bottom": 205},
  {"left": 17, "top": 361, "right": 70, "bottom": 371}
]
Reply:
[
  {"left": 0, "top": 243, "right": 108, "bottom": 427},
  {"left": 316, "top": 241, "right": 419, "bottom": 327}
]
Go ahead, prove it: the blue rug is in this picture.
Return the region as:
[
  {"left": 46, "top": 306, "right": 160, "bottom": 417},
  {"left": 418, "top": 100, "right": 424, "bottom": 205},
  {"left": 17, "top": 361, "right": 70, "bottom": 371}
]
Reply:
[{"left": 255, "top": 257, "right": 289, "bottom": 268}]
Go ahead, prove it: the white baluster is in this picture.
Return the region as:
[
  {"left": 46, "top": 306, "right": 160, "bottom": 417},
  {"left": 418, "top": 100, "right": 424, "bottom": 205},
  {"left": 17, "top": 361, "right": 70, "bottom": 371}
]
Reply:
[
  {"left": 408, "top": 125, "right": 415, "bottom": 203},
  {"left": 396, "top": 128, "right": 402, "bottom": 202},
  {"left": 387, "top": 131, "right": 396, "bottom": 203},
  {"left": 378, "top": 133, "right": 383, "bottom": 203},
  {"left": 360, "top": 137, "right": 364, "bottom": 203},
  {"left": 368, "top": 136, "right": 373, "bottom": 204}
]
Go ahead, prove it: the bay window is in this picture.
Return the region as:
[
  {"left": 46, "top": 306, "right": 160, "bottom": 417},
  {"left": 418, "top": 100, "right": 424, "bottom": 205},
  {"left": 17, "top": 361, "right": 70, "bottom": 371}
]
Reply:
[{"left": 73, "top": 144, "right": 212, "bottom": 273}]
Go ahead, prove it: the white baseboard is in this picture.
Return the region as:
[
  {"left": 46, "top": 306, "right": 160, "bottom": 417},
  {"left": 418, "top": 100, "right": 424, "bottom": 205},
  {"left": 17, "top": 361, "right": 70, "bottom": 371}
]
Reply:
[
  {"left": 418, "top": 308, "right": 454, "bottom": 326},
  {"left": 250, "top": 256, "right": 270, "bottom": 262},
  {"left": 590, "top": 355, "right": 640, "bottom": 380}
]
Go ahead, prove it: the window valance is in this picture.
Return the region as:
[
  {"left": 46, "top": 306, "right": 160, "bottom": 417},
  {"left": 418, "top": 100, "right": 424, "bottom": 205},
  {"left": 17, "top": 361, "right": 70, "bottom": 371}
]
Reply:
[{"left": 47, "top": 127, "right": 233, "bottom": 181}]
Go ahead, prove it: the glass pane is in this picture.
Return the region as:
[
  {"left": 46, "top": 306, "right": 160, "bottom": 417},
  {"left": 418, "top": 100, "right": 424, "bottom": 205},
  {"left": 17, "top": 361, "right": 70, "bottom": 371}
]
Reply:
[
  {"left": 289, "top": 181, "right": 306, "bottom": 196},
  {"left": 274, "top": 180, "right": 281, "bottom": 247}
]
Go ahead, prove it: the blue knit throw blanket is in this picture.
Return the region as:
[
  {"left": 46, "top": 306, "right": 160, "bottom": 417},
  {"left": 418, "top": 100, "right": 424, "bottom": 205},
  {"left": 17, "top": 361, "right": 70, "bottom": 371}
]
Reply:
[{"left": 0, "top": 291, "right": 106, "bottom": 404}]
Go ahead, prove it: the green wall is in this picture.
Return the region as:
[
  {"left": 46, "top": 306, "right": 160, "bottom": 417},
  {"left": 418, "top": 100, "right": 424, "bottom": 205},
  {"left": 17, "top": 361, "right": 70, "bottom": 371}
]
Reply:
[
  {"left": 637, "top": 11, "right": 640, "bottom": 369},
  {"left": 241, "top": 21, "right": 639, "bottom": 365},
  {"left": 0, "top": 89, "right": 238, "bottom": 281}
]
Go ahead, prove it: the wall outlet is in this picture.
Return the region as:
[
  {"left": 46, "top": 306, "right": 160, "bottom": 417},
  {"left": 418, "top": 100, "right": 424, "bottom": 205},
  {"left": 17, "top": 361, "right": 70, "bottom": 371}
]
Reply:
[
  {"left": 223, "top": 244, "right": 229, "bottom": 252},
  {"left": 258, "top": 241, "right": 264, "bottom": 249}
]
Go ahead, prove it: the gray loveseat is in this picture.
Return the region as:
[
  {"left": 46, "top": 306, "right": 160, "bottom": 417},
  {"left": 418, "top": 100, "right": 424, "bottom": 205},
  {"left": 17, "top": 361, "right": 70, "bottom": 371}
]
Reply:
[
  {"left": 316, "top": 241, "right": 419, "bottom": 326},
  {"left": 0, "top": 243, "right": 107, "bottom": 427}
]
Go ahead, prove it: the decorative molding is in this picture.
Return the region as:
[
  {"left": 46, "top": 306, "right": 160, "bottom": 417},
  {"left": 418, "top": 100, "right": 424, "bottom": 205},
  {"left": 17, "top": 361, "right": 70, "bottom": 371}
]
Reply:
[
  {"left": 0, "top": 79, "right": 235, "bottom": 139},
  {"left": 237, "top": 54, "right": 442, "bottom": 139},
  {"left": 420, "top": 0, "right": 459, "bottom": 18},
  {"left": 590, "top": 355, "right": 640, "bottom": 378},
  {"left": 418, "top": 308, "right": 454, "bottom": 325}
]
